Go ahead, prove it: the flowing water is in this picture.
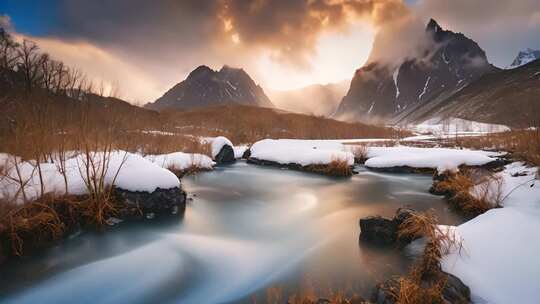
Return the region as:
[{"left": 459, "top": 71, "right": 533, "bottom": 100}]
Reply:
[{"left": 0, "top": 162, "right": 464, "bottom": 303}]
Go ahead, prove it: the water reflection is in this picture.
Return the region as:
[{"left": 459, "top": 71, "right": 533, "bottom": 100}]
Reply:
[{"left": 0, "top": 161, "right": 464, "bottom": 303}]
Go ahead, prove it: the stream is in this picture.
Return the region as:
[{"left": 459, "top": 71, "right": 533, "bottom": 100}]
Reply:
[{"left": 0, "top": 162, "right": 465, "bottom": 303}]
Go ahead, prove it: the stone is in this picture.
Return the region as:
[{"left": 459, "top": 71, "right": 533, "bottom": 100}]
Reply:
[
  {"left": 359, "top": 216, "right": 398, "bottom": 246},
  {"left": 214, "top": 144, "right": 235, "bottom": 164},
  {"left": 359, "top": 208, "right": 419, "bottom": 247},
  {"left": 114, "top": 186, "right": 186, "bottom": 220}
]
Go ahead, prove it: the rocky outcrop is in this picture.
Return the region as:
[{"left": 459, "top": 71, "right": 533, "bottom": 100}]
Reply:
[
  {"left": 359, "top": 208, "right": 417, "bottom": 246},
  {"left": 214, "top": 144, "right": 235, "bottom": 164},
  {"left": 114, "top": 187, "right": 187, "bottom": 220},
  {"left": 371, "top": 271, "right": 471, "bottom": 304}
]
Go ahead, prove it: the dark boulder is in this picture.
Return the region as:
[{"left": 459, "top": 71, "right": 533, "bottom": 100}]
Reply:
[
  {"left": 214, "top": 144, "right": 235, "bottom": 164},
  {"left": 371, "top": 271, "right": 471, "bottom": 304},
  {"left": 115, "top": 187, "right": 187, "bottom": 220},
  {"left": 359, "top": 208, "right": 418, "bottom": 247},
  {"left": 359, "top": 216, "right": 398, "bottom": 246}
]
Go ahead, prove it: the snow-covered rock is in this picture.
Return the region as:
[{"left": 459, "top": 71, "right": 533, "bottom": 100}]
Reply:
[
  {"left": 145, "top": 152, "right": 215, "bottom": 172},
  {"left": 442, "top": 162, "right": 540, "bottom": 304},
  {"left": 364, "top": 146, "right": 500, "bottom": 174},
  {"left": 0, "top": 151, "right": 180, "bottom": 204},
  {"left": 211, "top": 136, "right": 235, "bottom": 164},
  {"left": 211, "top": 136, "right": 233, "bottom": 158},
  {"left": 249, "top": 139, "right": 354, "bottom": 166}
]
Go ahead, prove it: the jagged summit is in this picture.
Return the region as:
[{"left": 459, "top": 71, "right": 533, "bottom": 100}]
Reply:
[
  {"left": 334, "top": 18, "right": 497, "bottom": 122},
  {"left": 426, "top": 18, "right": 442, "bottom": 33},
  {"left": 145, "top": 65, "right": 273, "bottom": 111}
]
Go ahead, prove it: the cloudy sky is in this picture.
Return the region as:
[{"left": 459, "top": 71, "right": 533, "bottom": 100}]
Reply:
[{"left": 1, "top": 0, "right": 539, "bottom": 103}]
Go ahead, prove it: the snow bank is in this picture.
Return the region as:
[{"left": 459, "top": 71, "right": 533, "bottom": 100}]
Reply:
[
  {"left": 0, "top": 151, "right": 180, "bottom": 204},
  {"left": 145, "top": 152, "right": 215, "bottom": 171},
  {"left": 413, "top": 117, "right": 510, "bottom": 135},
  {"left": 211, "top": 136, "right": 233, "bottom": 158},
  {"left": 250, "top": 139, "right": 354, "bottom": 166},
  {"left": 442, "top": 163, "right": 540, "bottom": 303},
  {"left": 364, "top": 146, "right": 499, "bottom": 173}
]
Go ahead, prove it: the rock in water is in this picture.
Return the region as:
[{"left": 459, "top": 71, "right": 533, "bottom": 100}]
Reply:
[
  {"left": 214, "top": 144, "right": 235, "bottom": 164},
  {"left": 359, "top": 216, "right": 398, "bottom": 246},
  {"left": 359, "top": 208, "right": 417, "bottom": 246},
  {"left": 115, "top": 187, "right": 187, "bottom": 220}
]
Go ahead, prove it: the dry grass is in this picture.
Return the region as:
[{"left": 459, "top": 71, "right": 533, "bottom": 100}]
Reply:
[
  {"left": 450, "top": 129, "right": 540, "bottom": 166},
  {"left": 378, "top": 211, "right": 465, "bottom": 304},
  {"left": 351, "top": 145, "right": 369, "bottom": 164},
  {"left": 160, "top": 105, "right": 408, "bottom": 144},
  {"left": 305, "top": 158, "right": 353, "bottom": 177},
  {"left": 432, "top": 170, "right": 502, "bottom": 216}
]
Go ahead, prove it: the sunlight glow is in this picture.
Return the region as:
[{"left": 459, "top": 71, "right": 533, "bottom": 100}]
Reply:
[{"left": 256, "top": 21, "right": 374, "bottom": 90}]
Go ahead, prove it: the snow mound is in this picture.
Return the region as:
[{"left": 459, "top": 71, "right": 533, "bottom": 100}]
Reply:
[
  {"left": 365, "top": 146, "right": 498, "bottom": 173},
  {"left": 250, "top": 139, "right": 354, "bottom": 166},
  {"left": 0, "top": 151, "right": 180, "bottom": 204},
  {"left": 442, "top": 162, "right": 540, "bottom": 303},
  {"left": 145, "top": 152, "right": 215, "bottom": 171},
  {"left": 211, "top": 136, "right": 234, "bottom": 158}
]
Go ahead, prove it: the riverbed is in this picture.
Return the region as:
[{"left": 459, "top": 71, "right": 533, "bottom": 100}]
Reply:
[{"left": 0, "top": 161, "right": 464, "bottom": 303}]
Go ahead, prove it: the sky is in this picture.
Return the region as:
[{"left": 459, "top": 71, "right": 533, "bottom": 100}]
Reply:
[{"left": 1, "top": 0, "right": 539, "bottom": 103}]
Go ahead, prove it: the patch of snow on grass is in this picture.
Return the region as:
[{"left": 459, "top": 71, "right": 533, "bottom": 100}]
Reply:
[
  {"left": 0, "top": 151, "right": 180, "bottom": 203},
  {"left": 250, "top": 139, "right": 354, "bottom": 166},
  {"left": 413, "top": 117, "right": 510, "bottom": 135}
]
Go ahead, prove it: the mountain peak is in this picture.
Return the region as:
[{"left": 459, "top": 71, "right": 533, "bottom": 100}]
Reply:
[
  {"left": 145, "top": 64, "right": 273, "bottom": 110},
  {"left": 426, "top": 18, "right": 442, "bottom": 33},
  {"left": 188, "top": 65, "right": 214, "bottom": 79},
  {"left": 509, "top": 48, "right": 540, "bottom": 68}
]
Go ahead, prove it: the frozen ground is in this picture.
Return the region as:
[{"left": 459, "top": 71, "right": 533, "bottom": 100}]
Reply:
[{"left": 441, "top": 163, "right": 540, "bottom": 304}]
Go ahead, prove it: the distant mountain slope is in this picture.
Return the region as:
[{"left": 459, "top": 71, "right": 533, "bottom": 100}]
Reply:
[
  {"left": 408, "top": 58, "right": 540, "bottom": 128},
  {"left": 267, "top": 80, "right": 349, "bottom": 117},
  {"left": 146, "top": 65, "right": 273, "bottom": 111},
  {"left": 334, "top": 19, "right": 497, "bottom": 122},
  {"left": 509, "top": 48, "right": 540, "bottom": 69}
]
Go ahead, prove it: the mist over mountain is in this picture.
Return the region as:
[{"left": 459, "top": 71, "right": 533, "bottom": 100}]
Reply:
[
  {"left": 334, "top": 19, "right": 497, "bottom": 123},
  {"left": 145, "top": 65, "right": 273, "bottom": 111}
]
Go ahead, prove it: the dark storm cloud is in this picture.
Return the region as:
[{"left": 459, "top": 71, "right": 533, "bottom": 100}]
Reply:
[{"left": 50, "top": 0, "right": 409, "bottom": 68}]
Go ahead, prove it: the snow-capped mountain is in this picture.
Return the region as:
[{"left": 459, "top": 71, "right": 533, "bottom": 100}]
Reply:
[
  {"left": 145, "top": 65, "right": 273, "bottom": 110},
  {"left": 508, "top": 48, "right": 540, "bottom": 69},
  {"left": 334, "top": 19, "right": 497, "bottom": 122}
]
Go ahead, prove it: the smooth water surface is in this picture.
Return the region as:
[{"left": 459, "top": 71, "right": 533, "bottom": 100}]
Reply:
[{"left": 0, "top": 162, "right": 464, "bottom": 303}]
